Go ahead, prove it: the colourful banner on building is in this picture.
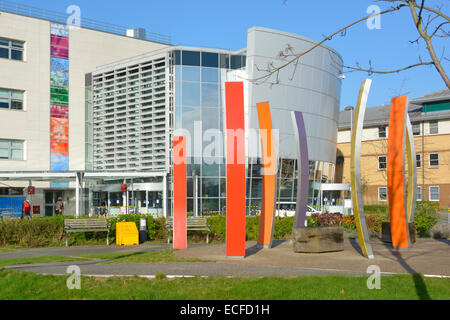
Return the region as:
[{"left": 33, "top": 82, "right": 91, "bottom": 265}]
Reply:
[{"left": 50, "top": 23, "right": 69, "bottom": 187}]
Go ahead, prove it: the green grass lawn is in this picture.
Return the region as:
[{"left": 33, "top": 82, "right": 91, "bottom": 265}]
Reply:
[
  {"left": 0, "top": 256, "right": 89, "bottom": 268},
  {"left": 77, "top": 249, "right": 211, "bottom": 264},
  {"left": 0, "top": 269, "right": 448, "bottom": 300}
]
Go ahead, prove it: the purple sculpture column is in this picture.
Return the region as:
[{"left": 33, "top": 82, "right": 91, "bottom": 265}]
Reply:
[{"left": 291, "top": 111, "right": 309, "bottom": 228}]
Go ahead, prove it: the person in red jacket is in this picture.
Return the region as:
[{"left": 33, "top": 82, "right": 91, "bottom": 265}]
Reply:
[{"left": 22, "top": 200, "right": 31, "bottom": 220}]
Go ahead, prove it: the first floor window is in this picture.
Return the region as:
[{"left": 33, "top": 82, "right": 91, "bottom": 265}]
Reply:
[
  {"left": 416, "top": 154, "right": 421, "bottom": 168},
  {"left": 0, "top": 139, "right": 24, "bottom": 160},
  {"left": 412, "top": 122, "right": 421, "bottom": 136},
  {"left": 378, "top": 126, "right": 386, "bottom": 138},
  {"left": 429, "top": 186, "right": 440, "bottom": 202},
  {"left": 417, "top": 186, "right": 422, "bottom": 201},
  {"left": 378, "top": 156, "right": 387, "bottom": 170},
  {"left": 0, "top": 37, "right": 24, "bottom": 61},
  {"left": 429, "top": 121, "right": 438, "bottom": 134},
  {"left": 0, "top": 88, "right": 24, "bottom": 110},
  {"left": 429, "top": 153, "right": 439, "bottom": 167},
  {"left": 378, "top": 187, "right": 387, "bottom": 201}
]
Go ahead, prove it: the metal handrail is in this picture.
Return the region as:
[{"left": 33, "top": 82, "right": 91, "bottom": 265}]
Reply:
[{"left": 0, "top": 0, "right": 171, "bottom": 44}]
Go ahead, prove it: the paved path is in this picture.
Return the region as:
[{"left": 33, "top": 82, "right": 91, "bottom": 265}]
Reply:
[
  {"left": 5, "top": 260, "right": 363, "bottom": 277},
  {"left": 1, "top": 239, "right": 449, "bottom": 277}
]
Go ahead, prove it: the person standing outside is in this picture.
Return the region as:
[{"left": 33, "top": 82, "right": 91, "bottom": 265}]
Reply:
[
  {"left": 21, "top": 200, "right": 31, "bottom": 220},
  {"left": 55, "top": 197, "right": 64, "bottom": 216}
]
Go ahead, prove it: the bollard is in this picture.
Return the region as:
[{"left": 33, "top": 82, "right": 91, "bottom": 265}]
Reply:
[{"left": 139, "top": 218, "right": 148, "bottom": 243}]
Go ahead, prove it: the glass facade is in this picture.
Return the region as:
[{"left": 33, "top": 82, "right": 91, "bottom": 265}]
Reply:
[
  {"left": 172, "top": 49, "right": 246, "bottom": 215},
  {"left": 86, "top": 47, "right": 337, "bottom": 217},
  {"left": 171, "top": 49, "right": 333, "bottom": 216}
]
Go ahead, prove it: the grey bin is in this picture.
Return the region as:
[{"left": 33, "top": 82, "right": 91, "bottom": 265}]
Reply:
[{"left": 139, "top": 218, "right": 148, "bottom": 243}]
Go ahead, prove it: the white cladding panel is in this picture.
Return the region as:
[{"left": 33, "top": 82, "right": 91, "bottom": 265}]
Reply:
[{"left": 246, "top": 27, "right": 343, "bottom": 163}]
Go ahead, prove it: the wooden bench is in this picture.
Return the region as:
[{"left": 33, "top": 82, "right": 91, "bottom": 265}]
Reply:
[
  {"left": 64, "top": 219, "right": 110, "bottom": 247},
  {"left": 166, "top": 217, "right": 210, "bottom": 244}
]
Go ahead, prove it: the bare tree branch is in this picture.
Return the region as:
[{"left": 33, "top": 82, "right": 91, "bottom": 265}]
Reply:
[
  {"left": 342, "top": 61, "right": 434, "bottom": 74},
  {"left": 249, "top": 4, "right": 407, "bottom": 83},
  {"left": 406, "top": 1, "right": 450, "bottom": 88},
  {"left": 377, "top": 0, "right": 450, "bottom": 21},
  {"left": 430, "top": 21, "right": 450, "bottom": 38}
]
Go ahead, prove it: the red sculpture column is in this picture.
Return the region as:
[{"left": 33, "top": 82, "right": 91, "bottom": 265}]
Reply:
[
  {"left": 387, "top": 96, "right": 411, "bottom": 249},
  {"left": 225, "top": 82, "right": 246, "bottom": 258},
  {"left": 173, "top": 136, "right": 187, "bottom": 250}
]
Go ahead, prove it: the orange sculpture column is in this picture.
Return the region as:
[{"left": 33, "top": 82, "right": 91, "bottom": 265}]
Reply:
[
  {"left": 387, "top": 96, "right": 411, "bottom": 249},
  {"left": 225, "top": 82, "right": 246, "bottom": 258},
  {"left": 173, "top": 136, "right": 187, "bottom": 250},
  {"left": 256, "top": 102, "right": 277, "bottom": 248}
]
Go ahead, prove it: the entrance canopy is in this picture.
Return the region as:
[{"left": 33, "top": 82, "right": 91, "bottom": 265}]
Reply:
[
  {"left": 0, "top": 171, "right": 166, "bottom": 181},
  {"left": 0, "top": 171, "right": 168, "bottom": 217}
]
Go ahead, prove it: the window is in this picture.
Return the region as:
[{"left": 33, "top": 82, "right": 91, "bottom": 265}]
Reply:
[
  {"left": 174, "top": 50, "right": 181, "bottom": 65},
  {"left": 0, "top": 88, "right": 24, "bottom": 110},
  {"left": 417, "top": 186, "right": 422, "bottom": 201},
  {"left": 429, "top": 186, "right": 440, "bottom": 202},
  {"left": 182, "top": 51, "right": 200, "bottom": 66},
  {"left": 412, "top": 122, "right": 421, "bottom": 136},
  {"left": 429, "top": 121, "right": 438, "bottom": 134},
  {"left": 378, "top": 126, "right": 386, "bottom": 138},
  {"left": 201, "top": 52, "right": 218, "bottom": 68},
  {"left": 0, "top": 38, "right": 24, "bottom": 61},
  {"left": 220, "top": 54, "right": 230, "bottom": 69},
  {"left": 378, "top": 187, "right": 387, "bottom": 201},
  {"left": 429, "top": 153, "right": 439, "bottom": 167},
  {"left": 230, "top": 55, "right": 246, "bottom": 70},
  {"left": 416, "top": 154, "right": 421, "bottom": 168},
  {"left": 378, "top": 156, "right": 387, "bottom": 170},
  {"left": 0, "top": 140, "right": 24, "bottom": 160}
]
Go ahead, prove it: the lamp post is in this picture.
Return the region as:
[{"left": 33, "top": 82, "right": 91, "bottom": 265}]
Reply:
[
  {"left": 344, "top": 105, "right": 354, "bottom": 214},
  {"left": 193, "top": 170, "right": 199, "bottom": 217},
  {"left": 344, "top": 106, "right": 355, "bottom": 135}
]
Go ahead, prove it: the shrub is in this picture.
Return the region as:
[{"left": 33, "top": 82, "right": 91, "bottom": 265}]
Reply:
[
  {"left": 310, "top": 213, "right": 343, "bottom": 227},
  {"left": 365, "top": 213, "right": 389, "bottom": 236},
  {"left": 206, "top": 216, "right": 296, "bottom": 242},
  {"left": 0, "top": 217, "right": 64, "bottom": 247},
  {"left": 206, "top": 216, "right": 226, "bottom": 241},
  {"left": 154, "top": 217, "right": 167, "bottom": 240},
  {"left": 342, "top": 215, "right": 356, "bottom": 233},
  {"left": 364, "top": 204, "right": 389, "bottom": 214},
  {"left": 414, "top": 207, "right": 439, "bottom": 236},
  {"left": 306, "top": 215, "right": 318, "bottom": 227},
  {"left": 273, "top": 217, "right": 294, "bottom": 239},
  {"left": 417, "top": 201, "right": 440, "bottom": 210},
  {"left": 245, "top": 217, "right": 259, "bottom": 241}
]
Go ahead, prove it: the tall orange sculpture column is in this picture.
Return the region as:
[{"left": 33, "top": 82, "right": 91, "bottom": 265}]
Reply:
[
  {"left": 387, "top": 96, "right": 411, "bottom": 249},
  {"left": 173, "top": 136, "right": 187, "bottom": 250},
  {"left": 256, "top": 102, "right": 277, "bottom": 248},
  {"left": 225, "top": 82, "right": 246, "bottom": 258}
]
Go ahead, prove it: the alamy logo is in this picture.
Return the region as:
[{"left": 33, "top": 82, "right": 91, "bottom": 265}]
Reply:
[
  {"left": 66, "top": 265, "right": 81, "bottom": 290},
  {"left": 66, "top": 5, "right": 81, "bottom": 29},
  {"left": 366, "top": 265, "right": 381, "bottom": 290},
  {"left": 366, "top": 5, "right": 382, "bottom": 30}
]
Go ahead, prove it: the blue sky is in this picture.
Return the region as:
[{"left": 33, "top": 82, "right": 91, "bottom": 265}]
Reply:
[{"left": 14, "top": 0, "right": 449, "bottom": 109}]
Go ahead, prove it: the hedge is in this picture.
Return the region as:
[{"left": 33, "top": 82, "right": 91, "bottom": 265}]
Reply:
[{"left": 0, "top": 209, "right": 441, "bottom": 248}]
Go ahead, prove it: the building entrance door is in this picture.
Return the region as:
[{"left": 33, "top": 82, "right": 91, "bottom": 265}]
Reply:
[{"left": 44, "top": 190, "right": 63, "bottom": 216}]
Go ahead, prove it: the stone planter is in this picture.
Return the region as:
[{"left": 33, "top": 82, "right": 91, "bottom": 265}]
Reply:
[
  {"left": 292, "top": 226, "right": 344, "bottom": 253},
  {"left": 381, "top": 222, "right": 416, "bottom": 244}
]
